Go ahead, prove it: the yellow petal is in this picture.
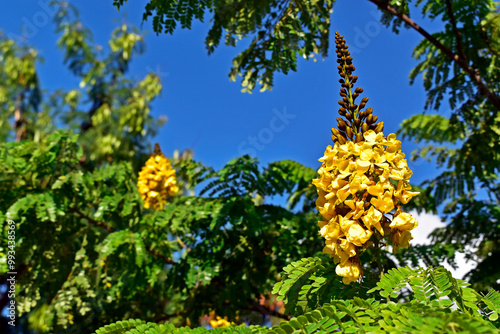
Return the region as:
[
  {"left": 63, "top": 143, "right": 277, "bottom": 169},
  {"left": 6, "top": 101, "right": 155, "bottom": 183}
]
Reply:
[
  {"left": 389, "top": 212, "right": 418, "bottom": 231},
  {"left": 339, "top": 216, "right": 355, "bottom": 232},
  {"left": 335, "top": 259, "right": 362, "bottom": 284},
  {"left": 370, "top": 194, "right": 394, "bottom": 214},
  {"left": 356, "top": 159, "right": 371, "bottom": 174},
  {"left": 346, "top": 223, "right": 373, "bottom": 246},
  {"left": 390, "top": 230, "right": 413, "bottom": 251},
  {"left": 361, "top": 206, "right": 384, "bottom": 235}
]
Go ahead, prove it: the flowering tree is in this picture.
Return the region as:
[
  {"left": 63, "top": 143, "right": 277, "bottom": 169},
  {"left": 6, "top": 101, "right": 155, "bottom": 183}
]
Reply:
[{"left": 2, "top": 1, "right": 500, "bottom": 333}]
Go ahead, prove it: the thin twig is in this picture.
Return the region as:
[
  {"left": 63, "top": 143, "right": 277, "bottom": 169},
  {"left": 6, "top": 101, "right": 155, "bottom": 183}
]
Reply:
[
  {"left": 176, "top": 236, "right": 191, "bottom": 252},
  {"left": 445, "top": 0, "right": 467, "bottom": 62},
  {"left": 68, "top": 206, "right": 114, "bottom": 232}
]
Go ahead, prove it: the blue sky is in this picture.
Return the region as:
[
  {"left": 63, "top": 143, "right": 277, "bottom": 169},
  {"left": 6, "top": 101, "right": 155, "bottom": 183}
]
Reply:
[{"left": 0, "top": 0, "right": 445, "bottom": 186}]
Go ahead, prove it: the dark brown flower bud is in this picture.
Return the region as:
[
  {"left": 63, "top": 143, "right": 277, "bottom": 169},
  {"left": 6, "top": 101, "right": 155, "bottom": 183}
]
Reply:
[
  {"left": 346, "top": 127, "right": 354, "bottom": 140},
  {"left": 337, "top": 134, "right": 347, "bottom": 144},
  {"left": 358, "top": 97, "right": 369, "bottom": 110},
  {"left": 374, "top": 121, "right": 384, "bottom": 133},
  {"left": 361, "top": 122, "right": 369, "bottom": 133},
  {"left": 355, "top": 133, "right": 363, "bottom": 143}
]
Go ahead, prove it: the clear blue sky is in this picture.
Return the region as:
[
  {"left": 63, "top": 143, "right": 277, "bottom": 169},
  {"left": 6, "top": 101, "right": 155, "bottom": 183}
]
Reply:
[{"left": 0, "top": 0, "right": 445, "bottom": 185}]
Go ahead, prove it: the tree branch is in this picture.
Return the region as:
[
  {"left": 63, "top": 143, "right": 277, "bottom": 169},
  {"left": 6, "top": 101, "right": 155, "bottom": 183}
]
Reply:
[
  {"left": 14, "top": 92, "right": 26, "bottom": 142},
  {"left": 444, "top": 0, "right": 467, "bottom": 62},
  {"left": 367, "top": 0, "right": 500, "bottom": 111},
  {"left": 68, "top": 206, "right": 115, "bottom": 232},
  {"left": 68, "top": 206, "right": 177, "bottom": 264}
]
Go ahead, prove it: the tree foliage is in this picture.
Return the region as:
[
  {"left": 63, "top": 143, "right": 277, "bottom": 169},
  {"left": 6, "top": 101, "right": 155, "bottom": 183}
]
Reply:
[
  {"left": 0, "top": 130, "right": 323, "bottom": 332},
  {"left": 114, "top": 0, "right": 334, "bottom": 93}
]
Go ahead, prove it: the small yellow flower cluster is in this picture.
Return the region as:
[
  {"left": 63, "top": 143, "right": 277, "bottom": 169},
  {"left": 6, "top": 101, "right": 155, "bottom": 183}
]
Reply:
[
  {"left": 137, "top": 144, "right": 179, "bottom": 210},
  {"left": 210, "top": 316, "right": 234, "bottom": 328},
  {"left": 312, "top": 130, "right": 419, "bottom": 284}
]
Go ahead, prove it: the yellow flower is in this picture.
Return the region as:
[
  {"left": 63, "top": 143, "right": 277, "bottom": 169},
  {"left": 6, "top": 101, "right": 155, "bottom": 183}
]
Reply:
[
  {"left": 335, "top": 258, "right": 363, "bottom": 285},
  {"left": 329, "top": 238, "right": 357, "bottom": 265},
  {"left": 210, "top": 316, "right": 234, "bottom": 328},
  {"left": 137, "top": 143, "right": 179, "bottom": 210},
  {"left": 344, "top": 200, "right": 365, "bottom": 220},
  {"left": 367, "top": 182, "right": 390, "bottom": 198},
  {"left": 346, "top": 222, "right": 373, "bottom": 247},
  {"left": 389, "top": 212, "right": 418, "bottom": 231},
  {"left": 389, "top": 230, "right": 413, "bottom": 251},
  {"left": 348, "top": 173, "right": 371, "bottom": 194},
  {"left": 370, "top": 189, "right": 395, "bottom": 213},
  {"left": 363, "top": 130, "right": 384, "bottom": 144},
  {"left": 394, "top": 180, "right": 420, "bottom": 204},
  {"left": 319, "top": 219, "right": 343, "bottom": 243},
  {"left": 361, "top": 206, "right": 384, "bottom": 235}
]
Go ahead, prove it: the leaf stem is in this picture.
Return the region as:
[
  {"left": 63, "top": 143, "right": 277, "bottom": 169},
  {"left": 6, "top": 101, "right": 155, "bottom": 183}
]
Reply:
[{"left": 373, "top": 232, "right": 384, "bottom": 278}]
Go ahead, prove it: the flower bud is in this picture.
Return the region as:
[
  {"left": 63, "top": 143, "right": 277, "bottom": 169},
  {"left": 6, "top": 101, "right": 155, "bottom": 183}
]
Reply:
[
  {"left": 346, "top": 127, "right": 354, "bottom": 139},
  {"left": 361, "top": 123, "right": 369, "bottom": 133}
]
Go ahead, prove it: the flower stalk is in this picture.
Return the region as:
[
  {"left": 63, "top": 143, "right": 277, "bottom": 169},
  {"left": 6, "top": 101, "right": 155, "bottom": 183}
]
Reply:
[{"left": 312, "top": 32, "right": 420, "bottom": 285}]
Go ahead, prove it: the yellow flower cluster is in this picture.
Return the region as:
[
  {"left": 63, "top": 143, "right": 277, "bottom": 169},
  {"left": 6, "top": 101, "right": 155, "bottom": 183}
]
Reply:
[
  {"left": 137, "top": 144, "right": 179, "bottom": 210},
  {"left": 210, "top": 316, "right": 234, "bottom": 328},
  {"left": 312, "top": 130, "right": 419, "bottom": 284}
]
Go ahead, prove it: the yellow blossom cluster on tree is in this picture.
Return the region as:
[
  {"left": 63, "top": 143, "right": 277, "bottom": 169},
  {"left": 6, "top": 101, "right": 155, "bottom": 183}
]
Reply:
[
  {"left": 137, "top": 143, "right": 179, "bottom": 210},
  {"left": 209, "top": 316, "right": 235, "bottom": 328},
  {"left": 312, "top": 32, "right": 420, "bottom": 285}
]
